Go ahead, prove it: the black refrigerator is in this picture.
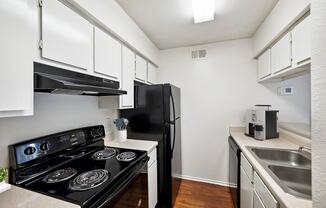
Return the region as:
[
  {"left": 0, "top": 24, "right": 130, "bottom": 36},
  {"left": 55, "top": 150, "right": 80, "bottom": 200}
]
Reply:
[{"left": 120, "top": 84, "right": 181, "bottom": 208}]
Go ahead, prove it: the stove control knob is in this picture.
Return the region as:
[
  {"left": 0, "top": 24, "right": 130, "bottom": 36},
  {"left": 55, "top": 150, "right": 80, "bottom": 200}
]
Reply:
[
  {"left": 97, "top": 128, "right": 103, "bottom": 136},
  {"left": 40, "top": 143, "right": 49, "bottom": 152},
  {"left": 91, "top": 129, "right": 98, "bottom": 138},
  {"left": 24, "top": 146, "right": 36, "bottom": 155}
]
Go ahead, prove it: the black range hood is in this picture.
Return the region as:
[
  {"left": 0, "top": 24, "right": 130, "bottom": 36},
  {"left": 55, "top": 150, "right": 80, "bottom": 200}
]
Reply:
[{"left": 34, "top": 62, "right": 126, "bottom": 96}]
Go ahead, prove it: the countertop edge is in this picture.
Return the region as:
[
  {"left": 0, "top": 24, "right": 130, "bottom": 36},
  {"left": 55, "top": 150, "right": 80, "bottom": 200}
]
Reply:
[{"left": 105, "top": 139, "right": 158, "bottom": 153}]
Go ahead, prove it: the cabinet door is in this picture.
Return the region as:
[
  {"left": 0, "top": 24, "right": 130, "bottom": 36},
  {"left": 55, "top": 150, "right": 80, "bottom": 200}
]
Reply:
[
  {"left": 135, "top": 55, "right": 147, "bottom": 82},
  {"left": 241, "top": 167, "right": 253, "bottom": 208},
  {"left": 253, "top": 191, "right": 266, "bottom": 208},
  {"left": 271, "top": 33, "right": 292, "bottom": 74},
  {"left": 94, "top": 27, "right": 121, "bottom": 80},
  {"left": 148, "top": 161, "right": 158, "bottom": 208},
  {"left": 0, "top": 0, "right": 33, "bottom": 116},
  {"left": 119, "top": 46, "right": 135, "bottom": 109},
  {"left": 257, "top": 49, "right": 271, "bottom": 79},
  {"left": 147, "top": 63, "right": 158, "bottom": 84},
  {"left": 292, "top": 16, "right": 311, "bottom": 66},
  {"left": 41, "top": 0, "right": 93, "bottom": 70}
]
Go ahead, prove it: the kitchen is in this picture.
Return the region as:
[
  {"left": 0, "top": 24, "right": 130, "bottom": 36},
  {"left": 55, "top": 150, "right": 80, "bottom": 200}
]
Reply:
[{"left": 0, "top": 0, "right": 325, "bottom": 208}]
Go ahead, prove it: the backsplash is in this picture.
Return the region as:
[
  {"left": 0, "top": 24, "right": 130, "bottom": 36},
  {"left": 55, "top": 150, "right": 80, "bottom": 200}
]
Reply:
[{"left": 0, "top": 93, "right": 119, "bottom": 168}]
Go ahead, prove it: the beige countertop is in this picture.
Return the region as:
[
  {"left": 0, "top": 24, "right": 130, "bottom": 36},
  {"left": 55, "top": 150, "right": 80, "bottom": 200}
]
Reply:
[
  {"left": 279, "top": 122, "right": 311, "bottom": 139},
  {"left": 105, "top": 139, "right": 158, "bottom": 153},
  {"left": 0, "top": 185, "right": 79, "bottom": 208},
  {"left": 229, "top": 127, "right": 312, "bottom": 208}
]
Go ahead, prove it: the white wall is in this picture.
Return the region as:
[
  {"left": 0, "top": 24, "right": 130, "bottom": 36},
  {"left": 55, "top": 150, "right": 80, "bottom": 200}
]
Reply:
[
  {"left": 159, "top": 39, "right": 311, "bottom": 184},
  {"left": 252, "top": 0, "right": 310, "bottom": 56},
  {"left": 311, "top": 0, "right": 326, "bottom": 207},
  {"left": 67, "top": 0, "right": 159, "bottom": 64},
  {"left": 0, "top": 94, "right": 119, "bottom": 168}
]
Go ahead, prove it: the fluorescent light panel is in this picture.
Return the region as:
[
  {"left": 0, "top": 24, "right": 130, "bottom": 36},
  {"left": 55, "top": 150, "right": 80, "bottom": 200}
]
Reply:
[{"left": 192, "top": 0, "right": 215, "bottom": 24}]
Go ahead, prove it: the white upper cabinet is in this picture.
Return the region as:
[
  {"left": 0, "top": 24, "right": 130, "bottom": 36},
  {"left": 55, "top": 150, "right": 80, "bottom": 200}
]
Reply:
[
  {"left": 0, "top": 0, "right": 33, "bottom": 117},
  {"left": 257, "top": 49, "right": 271, "bottom": 80},
  {"left": 147, "top": 63, "right": 158, "bottom": 84},
  {"left": 292, "top": 15, "right": 311, "bottom": 66},
  {"left": 271, "top": 32, "right": 292, "bottom": 74},
  {"left": 119, "top": 46, "right": 135, "bottom": 109},
  {"left": 94, "top": 27, "right": 121, "bottom": 80},
  {"left": 135, "top": 55, "right": 147, "bottom": 82},
  {"left": 41, "top": 0, "right": 93, "bottom": 70}
]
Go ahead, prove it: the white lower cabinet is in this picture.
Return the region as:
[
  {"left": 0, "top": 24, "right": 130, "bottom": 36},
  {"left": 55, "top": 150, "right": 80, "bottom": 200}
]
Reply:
[
  {"left": 241, "top": 154, "right": 279, "bottom": 208},
  {"left": 148, "top": 160, "right": 158, "bottom": 208},
  {"left": 254, "top": 172, "right": 278, "bottom": 208},
  {"left": 147, "top": 148, "right": 158, "bottom": 208},
  {"left": 254, "top": 190, "right": 266, "bottom": 208},
  {"left": 241, "top": 166, "right": 254, "bottom": 208}
]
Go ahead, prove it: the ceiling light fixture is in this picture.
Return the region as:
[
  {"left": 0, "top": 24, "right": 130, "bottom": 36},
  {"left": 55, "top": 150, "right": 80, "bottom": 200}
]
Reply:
[{"left": 192, "top": 0, "right": 215, "bottom": 24}]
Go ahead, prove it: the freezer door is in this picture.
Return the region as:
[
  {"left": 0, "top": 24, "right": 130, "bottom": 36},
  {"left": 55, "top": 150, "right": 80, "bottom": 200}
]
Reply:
[{"left": 170, "top": 85, "right": 181, "bottom": 119}]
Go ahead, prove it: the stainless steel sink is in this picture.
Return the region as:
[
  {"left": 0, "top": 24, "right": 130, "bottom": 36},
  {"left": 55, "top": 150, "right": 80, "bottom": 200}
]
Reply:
[
  {"left": 247, "top": 147, "right": 311, "bottom": 199},
  {"left": 268, "top": 165, "right": 311, "bottom": 198},
  {"left": 250, "top": 148, "right": 311, "bottom": 168}
]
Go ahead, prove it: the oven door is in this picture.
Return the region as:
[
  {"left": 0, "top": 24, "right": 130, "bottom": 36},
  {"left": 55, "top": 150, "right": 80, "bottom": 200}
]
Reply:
[
  {"left": 91, "top": 157, "right": 149, "bottom": 208},
  {"left": 110, "top": 169, "right": 148, "bottom": 208}
]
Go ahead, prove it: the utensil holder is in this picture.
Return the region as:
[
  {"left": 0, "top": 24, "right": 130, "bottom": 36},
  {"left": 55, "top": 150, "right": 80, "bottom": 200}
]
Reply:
[{"left": 116, "top": 130, "right": 127, "bottom": 142}]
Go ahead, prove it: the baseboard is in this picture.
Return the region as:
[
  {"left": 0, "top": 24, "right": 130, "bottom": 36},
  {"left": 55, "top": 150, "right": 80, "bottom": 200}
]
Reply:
[{"left": 173, "top": 174, "right": 236, "bottom": 188}]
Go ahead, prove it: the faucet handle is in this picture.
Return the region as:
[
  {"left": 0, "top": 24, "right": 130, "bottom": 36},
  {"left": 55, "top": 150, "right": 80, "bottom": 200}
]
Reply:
[{"left": 299, "top": 146, "right": 312, "bottom": 152}]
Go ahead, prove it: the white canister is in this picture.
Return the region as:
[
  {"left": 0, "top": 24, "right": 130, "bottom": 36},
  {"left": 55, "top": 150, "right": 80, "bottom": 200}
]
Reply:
[
  {"left": 116, "top": 130, "right": 127, "bottom": 142},
  {"left": 0, "top": 181, "right": 11, "bottom": 194}
]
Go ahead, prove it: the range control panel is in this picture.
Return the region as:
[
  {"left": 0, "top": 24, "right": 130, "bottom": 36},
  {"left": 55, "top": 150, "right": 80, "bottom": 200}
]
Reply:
[{"left": 11, "top": 125, "right": 105, "bottom": 165}]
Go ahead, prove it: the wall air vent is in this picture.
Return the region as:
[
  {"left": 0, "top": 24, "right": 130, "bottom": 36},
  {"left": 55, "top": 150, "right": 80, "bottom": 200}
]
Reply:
[{"left": 191, "top": 49, "right": 207, "bottom": 60}]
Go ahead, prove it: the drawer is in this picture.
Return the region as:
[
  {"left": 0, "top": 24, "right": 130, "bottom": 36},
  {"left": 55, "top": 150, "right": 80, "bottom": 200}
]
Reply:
[
  {"left": 148, "top": 148, "right": 157, "bottom": 167},
  {"left": 241, "top": 153, "right": 253, "bottom": 181},
  {"left": 254, "top": 172, "right": 278, "bottom": 208},
  {"left": 254, "top": 190, "right": 266, "bottom": 208}
]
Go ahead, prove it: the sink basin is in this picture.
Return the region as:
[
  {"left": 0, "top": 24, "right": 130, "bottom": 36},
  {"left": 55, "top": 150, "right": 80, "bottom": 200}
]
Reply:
[
  {"left": 250, "top": 148, "right": 311, "bottom": 168},
  {"left": 247, "top": 147, "right": 311, "bottom": 199},
  {"left": 269, "top": 165, "right": 311, "bottom": 199}
]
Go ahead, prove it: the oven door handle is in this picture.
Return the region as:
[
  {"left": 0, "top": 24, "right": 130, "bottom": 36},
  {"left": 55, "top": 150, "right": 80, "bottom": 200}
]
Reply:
[{"left": 94, "top": 157, "right": 149, "bottom": 208}]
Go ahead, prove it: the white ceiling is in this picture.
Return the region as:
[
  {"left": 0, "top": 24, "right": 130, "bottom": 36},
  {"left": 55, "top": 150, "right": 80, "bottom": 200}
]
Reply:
[{"left": 116, "top": 0, "right": 279, "bottom": 49}]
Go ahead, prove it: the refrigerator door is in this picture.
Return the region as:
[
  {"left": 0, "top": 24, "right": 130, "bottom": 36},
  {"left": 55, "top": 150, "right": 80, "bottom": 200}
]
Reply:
[
  {"left": 120, "top": 84, "right": 182, "bottom": 208},
  {"left": 122, "top": 84, "right": 165, "bottom": 141},
  {"left": 171, "top": 117, "right": 182, "bottom": 207},
  {"left": 168, "top": 85, "right": 182, "bottom": 207}
]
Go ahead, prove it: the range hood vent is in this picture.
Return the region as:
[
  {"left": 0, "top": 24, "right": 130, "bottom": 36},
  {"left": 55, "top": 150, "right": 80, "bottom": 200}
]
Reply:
[{"left": 34, "top": 62, "right": 127, "bottom": 96}]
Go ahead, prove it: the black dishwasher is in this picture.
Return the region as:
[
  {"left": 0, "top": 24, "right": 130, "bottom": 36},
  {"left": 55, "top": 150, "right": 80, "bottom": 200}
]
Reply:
[{"left": 228, "top": 136, "right": 241, "bottom": 208}]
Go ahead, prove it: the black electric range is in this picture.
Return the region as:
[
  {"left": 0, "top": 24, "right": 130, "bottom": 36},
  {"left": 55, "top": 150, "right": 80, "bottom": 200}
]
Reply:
[{"left": 9, "top": 125, "right": 149, "bottom": 208}]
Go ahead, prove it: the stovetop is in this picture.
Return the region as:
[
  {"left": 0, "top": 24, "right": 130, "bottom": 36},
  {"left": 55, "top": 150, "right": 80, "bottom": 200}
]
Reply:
[{"left": 14, "top": 145, "right": 147, "bottom": 206}]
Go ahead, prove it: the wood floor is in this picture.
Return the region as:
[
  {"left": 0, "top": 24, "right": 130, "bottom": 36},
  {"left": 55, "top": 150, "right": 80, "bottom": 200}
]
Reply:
[{"left": 173, "top": 179, "right": 235, "bottom": 208}]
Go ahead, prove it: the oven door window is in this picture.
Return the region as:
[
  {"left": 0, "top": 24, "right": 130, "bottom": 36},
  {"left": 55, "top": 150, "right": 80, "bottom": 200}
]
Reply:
[{"left": 110, "top": 170, "right": 148, "bottom": 208}]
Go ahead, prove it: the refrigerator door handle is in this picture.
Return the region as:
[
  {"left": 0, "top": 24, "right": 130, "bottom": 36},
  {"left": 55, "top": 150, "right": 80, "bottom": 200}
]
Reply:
[{"left": 170, "top": 91, "right": 176, "bottom": 159}]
